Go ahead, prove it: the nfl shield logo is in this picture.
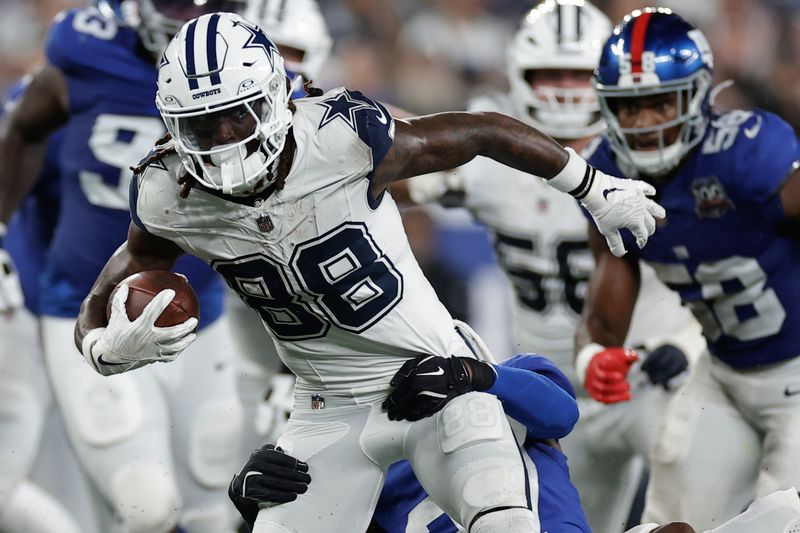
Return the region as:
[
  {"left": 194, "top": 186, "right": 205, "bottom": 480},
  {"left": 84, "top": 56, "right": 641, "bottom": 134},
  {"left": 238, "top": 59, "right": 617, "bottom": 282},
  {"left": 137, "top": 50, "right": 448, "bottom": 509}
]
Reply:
[
  {"left": 311, "top": 394, "right": 325, "bottom": 410},
  {"left": 256, "top": 214, "right": 274, "bottom": 232}
]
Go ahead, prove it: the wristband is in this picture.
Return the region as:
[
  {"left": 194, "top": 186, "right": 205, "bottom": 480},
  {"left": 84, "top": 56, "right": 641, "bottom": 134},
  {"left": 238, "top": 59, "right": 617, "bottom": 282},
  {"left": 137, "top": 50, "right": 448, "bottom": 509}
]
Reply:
[
  {"left": 575, "top": 342, "right": 605, "bottom": 387},
  {"left": 545, "top": 147, "right": 594, "bottom": 200}
]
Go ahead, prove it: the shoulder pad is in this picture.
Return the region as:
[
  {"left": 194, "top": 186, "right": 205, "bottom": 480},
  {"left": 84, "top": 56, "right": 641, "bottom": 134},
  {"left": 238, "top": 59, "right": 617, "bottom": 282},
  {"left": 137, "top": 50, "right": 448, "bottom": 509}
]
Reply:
[
  {"left": 44, "top": 8, "right": 146, "bottom": 81},
  {"left": 302, "top": 87, "right": 394, "bottom": 159},
  {"left": 702, "top": 109, "right": 792, "bottom": 156}
]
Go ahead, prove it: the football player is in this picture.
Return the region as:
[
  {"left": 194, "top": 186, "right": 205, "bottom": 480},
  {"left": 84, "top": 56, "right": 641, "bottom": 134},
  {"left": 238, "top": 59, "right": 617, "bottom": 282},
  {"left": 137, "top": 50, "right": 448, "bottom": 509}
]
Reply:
[
  {"left": 0, "top": 80, "right": 87, "bottom": 533},
  {"left": 400, "top": 2, "right": 705, "bottom": 530},
  {"left": 74, "top": 12, "right": 662, "bottom": 533},
  {"left": 0, "top": 2, "right": 248, "bottom": 532},
  {"left": 230, "top": 351, "right": 589, "bottom": 533},
  {"left": 577, "top": 7, "right": 800, "bottom": 528}
]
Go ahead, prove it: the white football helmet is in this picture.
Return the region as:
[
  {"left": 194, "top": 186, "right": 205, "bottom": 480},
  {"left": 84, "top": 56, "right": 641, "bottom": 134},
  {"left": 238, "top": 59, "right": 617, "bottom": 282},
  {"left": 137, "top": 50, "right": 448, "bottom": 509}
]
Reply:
[
  {"left": 119, "top": 0, "right": 247, "bottom": 57},
  {"left": 507, "top": 0, "right": 611, "bottom": 139},
  {"left": 157, "top": 12, "right": 292, "bottom": 195},
  {"left": 245, "top": 0, "right": 332, "bottom": 81}
]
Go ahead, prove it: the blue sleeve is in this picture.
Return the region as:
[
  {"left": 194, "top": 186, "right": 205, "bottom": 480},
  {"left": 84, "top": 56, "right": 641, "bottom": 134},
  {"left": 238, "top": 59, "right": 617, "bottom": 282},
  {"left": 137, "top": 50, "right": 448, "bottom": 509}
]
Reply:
[
  {"left": 488, "top": 354, "right": 579, "bottom": 440},
  {"left": 731, "top": 111, "right": 799, "bottom": 227},
  {"left": 734, "top": 111, "right": 798, "bottom": 202}
]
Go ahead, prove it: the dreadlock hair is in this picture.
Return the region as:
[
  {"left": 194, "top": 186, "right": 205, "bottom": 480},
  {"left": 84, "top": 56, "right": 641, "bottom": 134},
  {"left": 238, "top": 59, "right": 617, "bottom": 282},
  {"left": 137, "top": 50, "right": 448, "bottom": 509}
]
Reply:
[
  {"left": 303, "top": 79, "right": 324, "bottom": 97},
  {"left": 129, "top": 132, "right": 198, "bottom": 197}
]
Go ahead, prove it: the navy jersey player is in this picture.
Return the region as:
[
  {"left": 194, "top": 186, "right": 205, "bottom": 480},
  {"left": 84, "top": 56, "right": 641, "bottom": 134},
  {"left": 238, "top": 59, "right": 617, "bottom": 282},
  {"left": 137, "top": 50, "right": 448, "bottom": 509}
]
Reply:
[
  {"left": 230, "top": 353, "right": 590, "bottom": 533},
  {"left": 0, "top": 82, "right": 87, "bottom": 533},
  {"left": 0, "top": 3, "right": 248, "bottom": 532},
  {"left": 74, "top": 13, "right": 662, "bottom": 533},
  {"left": 574, "top": 8, "right": 800, "bottom": 528}
]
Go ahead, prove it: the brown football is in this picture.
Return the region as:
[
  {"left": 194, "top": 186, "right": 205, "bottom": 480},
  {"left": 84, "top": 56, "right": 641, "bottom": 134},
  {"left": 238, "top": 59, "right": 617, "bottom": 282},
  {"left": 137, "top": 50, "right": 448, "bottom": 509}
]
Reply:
[{"left": 106, "top": 270, "right": 200, "bottom": 327}]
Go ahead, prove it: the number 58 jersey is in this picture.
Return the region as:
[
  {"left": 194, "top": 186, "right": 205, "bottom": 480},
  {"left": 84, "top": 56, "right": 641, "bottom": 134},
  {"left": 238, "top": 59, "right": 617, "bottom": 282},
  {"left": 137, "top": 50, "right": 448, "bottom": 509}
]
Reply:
[
  {"left": 132, "top": 88, "right": 458, "bottom": 400},
  {"left": 587, "top": 109, "right": 800, "bottom": 369}
]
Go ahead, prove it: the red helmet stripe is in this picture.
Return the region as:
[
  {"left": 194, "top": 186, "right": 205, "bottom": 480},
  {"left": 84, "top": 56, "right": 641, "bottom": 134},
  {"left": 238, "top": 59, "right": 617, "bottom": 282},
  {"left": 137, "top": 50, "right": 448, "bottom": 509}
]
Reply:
[{"left": 630, "top": 11, "right": 654, "bottom": 74}]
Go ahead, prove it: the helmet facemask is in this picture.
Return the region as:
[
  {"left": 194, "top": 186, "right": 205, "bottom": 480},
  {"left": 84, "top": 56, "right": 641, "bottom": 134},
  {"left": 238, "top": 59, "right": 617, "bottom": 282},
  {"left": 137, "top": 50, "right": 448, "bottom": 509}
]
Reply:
[
  {"left": 513, "top": 68, "right": 605, "bottom": 140},
  {"left": 597, "top": 69, "right": 712, "bottom": 178},
  {"left": 160, "top": 70, "right": 292, "bottom": 196}
]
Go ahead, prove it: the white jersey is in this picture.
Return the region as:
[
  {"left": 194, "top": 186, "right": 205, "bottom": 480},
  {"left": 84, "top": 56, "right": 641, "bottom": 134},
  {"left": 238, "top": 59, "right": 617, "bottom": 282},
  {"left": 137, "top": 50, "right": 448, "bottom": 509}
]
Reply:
[
  {"left": 133, "top": 88, "right": 458, "bottom": 401},
  {"left": 460, "top": 93, "right": 699, "bottom": 383}
]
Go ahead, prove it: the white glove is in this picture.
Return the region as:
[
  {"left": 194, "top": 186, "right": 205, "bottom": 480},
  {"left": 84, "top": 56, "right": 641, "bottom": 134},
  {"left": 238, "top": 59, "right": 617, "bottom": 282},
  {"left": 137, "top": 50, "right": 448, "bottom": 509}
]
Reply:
[
  {"left": 548, "top": 148, "right": 666, "bottom": 256},
  {"left": 81, "top": 283, "right": 198, "bottom": 376},
  {"left": 0, "top": 223, "right": 24, "bottom": 314}
]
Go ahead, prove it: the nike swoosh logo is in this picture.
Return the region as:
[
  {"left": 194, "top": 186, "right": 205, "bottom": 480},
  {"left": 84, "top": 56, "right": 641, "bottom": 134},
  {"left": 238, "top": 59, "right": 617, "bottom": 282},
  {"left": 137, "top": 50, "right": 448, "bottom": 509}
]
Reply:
[
  {"left": 417, "top": 366, "right": 444, "bottom": 377},
  {"left": 784, "top": 386, "right": 800, "bottom": 397},
  {"left": 744, "top": 115, "right": 762, "bottom": 139},
  {"left": 97, "top": 354, "right": 128, "bottom": 366},
  {"left": 603, "top": 187, "right": 622, "bottom": 200},
  {"left": 375, "top": 105, "right": 388, "bottom": 125}
]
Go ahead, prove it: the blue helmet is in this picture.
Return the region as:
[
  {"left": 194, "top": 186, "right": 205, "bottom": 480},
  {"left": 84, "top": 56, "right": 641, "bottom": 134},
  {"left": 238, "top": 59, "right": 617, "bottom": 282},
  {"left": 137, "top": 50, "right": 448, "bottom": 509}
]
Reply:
[{"left": 594, "top": 8, "right": 714, "bottom": 177}]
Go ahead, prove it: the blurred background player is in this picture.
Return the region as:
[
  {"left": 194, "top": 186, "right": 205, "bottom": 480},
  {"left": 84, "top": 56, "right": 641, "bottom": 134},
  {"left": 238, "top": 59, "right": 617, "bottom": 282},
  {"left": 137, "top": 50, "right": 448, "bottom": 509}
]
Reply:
[
  {"left": 0, "top": 79, "right": 88, "bottom": 533},
  {"left": 578, "top": 7, "right": 800, "bottom": 529},
  {"left": 0, "top": 1, "right": 247, "bottom": 531},
  {"left": 399, "top": 2, "right": 704, "bottom": 531}
]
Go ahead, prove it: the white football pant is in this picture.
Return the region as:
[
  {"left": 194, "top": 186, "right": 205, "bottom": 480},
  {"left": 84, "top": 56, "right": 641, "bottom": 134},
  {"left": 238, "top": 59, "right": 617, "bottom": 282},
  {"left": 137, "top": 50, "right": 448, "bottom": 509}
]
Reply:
[
  {"left": 644, "top": 352, "right": 800, "bottom": 529},
  {"left": 0, "top": 308, "right": 86, "bottom": 533},
  {"left": 41, "top": 314, "right": 242, "bottom": 533}
]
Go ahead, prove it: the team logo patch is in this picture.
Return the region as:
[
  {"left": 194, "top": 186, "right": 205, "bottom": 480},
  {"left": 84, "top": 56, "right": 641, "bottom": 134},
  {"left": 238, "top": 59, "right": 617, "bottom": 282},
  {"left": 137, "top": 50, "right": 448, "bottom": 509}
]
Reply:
[{"left": 691, "top": 176, "right": 735, "bottom": 219}]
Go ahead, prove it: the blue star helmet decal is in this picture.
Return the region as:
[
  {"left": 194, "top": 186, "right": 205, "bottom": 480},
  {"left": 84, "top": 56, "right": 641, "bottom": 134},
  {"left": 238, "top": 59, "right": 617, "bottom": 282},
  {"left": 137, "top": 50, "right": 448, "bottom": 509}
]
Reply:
[{"left": 233, "top": 19, "right": 279, "bottom": 69}]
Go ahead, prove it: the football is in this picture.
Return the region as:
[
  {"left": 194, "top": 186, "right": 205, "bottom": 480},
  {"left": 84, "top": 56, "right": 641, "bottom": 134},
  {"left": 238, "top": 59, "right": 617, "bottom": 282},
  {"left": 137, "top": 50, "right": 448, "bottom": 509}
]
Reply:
[{"left": 106, "top": 270, "right": 200, "bottom": 327}]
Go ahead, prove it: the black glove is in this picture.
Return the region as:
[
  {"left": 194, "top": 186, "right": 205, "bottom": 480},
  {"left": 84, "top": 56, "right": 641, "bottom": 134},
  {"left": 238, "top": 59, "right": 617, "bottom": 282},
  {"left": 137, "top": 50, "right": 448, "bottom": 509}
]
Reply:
[
  {"left": 641, "top": 344, "right": 689, "bottom": 390},
  {"left": 382, "top": 354, "right": 496, "bottom": 421},
  {"left": 228, "top": 444, "right": 311, "bottom": 530}
]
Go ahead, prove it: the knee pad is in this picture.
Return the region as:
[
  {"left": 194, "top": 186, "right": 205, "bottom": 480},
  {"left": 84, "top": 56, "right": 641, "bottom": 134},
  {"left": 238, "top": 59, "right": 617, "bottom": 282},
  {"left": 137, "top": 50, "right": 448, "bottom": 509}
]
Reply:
[
  {"left": 469, "top": 507, "right": 536, "bottom": 533},
  {"left": 109, "top": 463, "right": 180, "bottom": 533},
  {"left": 66, "top": 370, "right": 144, "bottom": 447},
  {"left": 433, "top": 393, "right": 529, "bottom": 526},
  {"left": 189, "top": 399, "right": 243, "bottom": 488},
  {"left": 438, "top": 393, "right": 506, "bottom": 454}
]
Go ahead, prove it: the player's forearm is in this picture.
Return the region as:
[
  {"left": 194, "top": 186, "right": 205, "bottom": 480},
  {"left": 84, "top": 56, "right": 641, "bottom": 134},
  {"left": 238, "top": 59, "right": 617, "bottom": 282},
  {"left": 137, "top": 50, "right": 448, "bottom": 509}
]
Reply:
[
  {"left": 0, "top": 125, "right": 47, "bottom": 225},
  {"left": 487, "top": 365, "right": 579, "bottom": 439}
]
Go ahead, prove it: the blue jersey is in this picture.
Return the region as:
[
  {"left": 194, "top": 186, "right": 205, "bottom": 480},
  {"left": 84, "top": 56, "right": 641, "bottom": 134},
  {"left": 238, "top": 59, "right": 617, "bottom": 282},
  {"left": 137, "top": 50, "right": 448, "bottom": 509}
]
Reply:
[
  {"left": 587, "top": 109, "right": 800, "bottom": 368},
  {"left": 39, "top": 7, "right": 223, "bottom": 327},
  {"left": 3, "top": 81, "right": 62, "bottom": 314},
  {"left": 373, "top": 355, "right": 589, "bottom": 533}
]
